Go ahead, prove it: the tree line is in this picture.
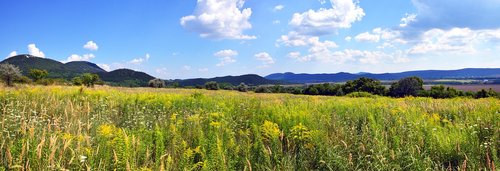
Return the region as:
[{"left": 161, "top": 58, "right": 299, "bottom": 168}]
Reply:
[{"left": 196, "top": 77, "right": 499, "bottom": 99}]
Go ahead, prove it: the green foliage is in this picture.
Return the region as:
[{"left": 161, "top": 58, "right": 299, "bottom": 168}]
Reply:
[
  {"left": 389, "top": 76, "right": 424, "bottom": 97},
  {"left": 254, "top": 86, "right": 271, "bottom": 93},
  {"left": 428, "top": 85, "right": 460, "bottom": 99},
  {"left": 475, "top": 88, "right": 498, "bottom": 98},
  {"left": 237, "top": 82, "right": 248, "bottom": 92},
  {"left": 342, "top": 77, "right": 387, "bottom": 95},
  {"left": 204, "top": 81, "right": 219, "bottom": 90},
  {"left": 81, "top": 73, "right": 101, "bottom": 87},
  {"left": 346, "top": 91, "right": 375, "bottom": 98},
  {"left": 148, "top": 79, "right": 165, "bottom": 88},
  {"left": 0, "top": 63, "right": 22, "bottom": 86},
  {"left": 28, "top": 69, "right": 49, "bottom": 82},
  {"left": 72, "top": 77, "right": 83, "bottom": 86}
]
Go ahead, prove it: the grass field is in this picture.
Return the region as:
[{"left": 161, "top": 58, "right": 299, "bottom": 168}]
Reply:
[{"left": 0, "top": 85, "right": 499, "bottom": 170}]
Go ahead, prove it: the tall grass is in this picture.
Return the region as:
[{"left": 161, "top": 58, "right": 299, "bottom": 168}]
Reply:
[{"left": 0, "top": 86, "right": 498, "bottom": 170}]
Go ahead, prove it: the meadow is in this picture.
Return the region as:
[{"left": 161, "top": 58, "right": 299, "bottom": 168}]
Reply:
[{"left": 0, "top": 85, "right": 499, "bottom": 170}]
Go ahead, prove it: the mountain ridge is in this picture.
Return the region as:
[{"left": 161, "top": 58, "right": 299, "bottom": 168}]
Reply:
[{"left": 266, "top": 68, "right": 500, "bottom": 83}]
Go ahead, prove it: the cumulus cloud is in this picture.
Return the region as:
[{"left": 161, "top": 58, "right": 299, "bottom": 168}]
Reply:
[
  {"left": 400, "top": 13, "right": 417, "bottom": 27},
  {"left": 289, "top": 0, "right": 365, "bottom": 36},
  {"left": 407, "top": 28, "right": 500, "bottom": 55},
  {"left": 28, "top": 44, "right": 45, "bottom": 58},
  {"left": 180, "top": 0, "right": 255, "bottom": 40},
  {"left": 6, "top": 51, "right": 17, "bottom": 59},
  {"left": 182, "top": 65, "right": 192, "bottom": 71},
  {"left": 274, "top": 5, "right": 284, "bottom": 11},
  {"left": 409, "top": 0, "right": 500, "bottom": 30},
  {"left": 355, "top": 32, "right": 380, "bottom": 42},
  {"left": 63, "top": 54, "right": 96, "bottom": 63},
  {"left": 254, "top": 52, "right": 275, "bottom": 67},
  {"left": 83, "top": 41, "right": 99, "bottom": 51},
  {"left": 97, "top": 64, "right": 111, "bottom": 71},
  {"left": 128, "top": 53, "right": 150, "bottom": 65},
  {"left": 214, "top": 49, "right": 237, "bottom": 66}
]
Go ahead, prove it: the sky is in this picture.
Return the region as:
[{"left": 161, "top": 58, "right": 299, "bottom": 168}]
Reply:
[{"left": 1, "top": 0, "right": 500, "bottom": 79}]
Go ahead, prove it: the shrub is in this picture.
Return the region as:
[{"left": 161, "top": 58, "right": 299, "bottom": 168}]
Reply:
[
  {"left": 72, "top": 77, "right": 83, "bottom": 86},
  {"left": 205, "top": 81, "right": 219, "bottom": 90},
  {"left": 148, "top": 79, "right": 165, "bottom": 88},
  {"left": 342, "top": 77, "right": 386, "bottom": 95},
  {"left": 28, "top": 69, "right": 48, "bottom": 82},
  {"left": 346, "top": 92, "right": 375, "bottom": 98},
  {"left": 254, "top": 86, "right": 271, "bottom": 93},
  {"left": 81, "top": 73, "right": 101, "bottom": 87},
  {"left": 237, "top": 83, "right": 248, "bottom": 92}
]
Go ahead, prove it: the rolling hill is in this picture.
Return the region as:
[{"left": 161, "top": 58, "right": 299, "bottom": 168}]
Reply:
[
  {"left": 266, "top": 68, "right": 500, "bottom": 84},
  {"left": 1, "top": 54, "right": 155, "bottom": 86},
  {"left": 173, "top": 74, "right": 288, "bottom": 87}
]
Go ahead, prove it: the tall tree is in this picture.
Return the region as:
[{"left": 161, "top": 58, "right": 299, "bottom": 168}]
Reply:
[
  {"left": 389, "top": 77, "right": 424, "bottom": 97},
  {"left": 0, "top": 63, "right": 22, "bottom": 86}
]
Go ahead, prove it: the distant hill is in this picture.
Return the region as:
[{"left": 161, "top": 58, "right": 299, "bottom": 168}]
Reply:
[
  {"left": 174, "top": 74, "right": 287, "bottom": 87},
  {"left": 266, "top": 68, "right": 500, "bottom": 84},
  {"left": 1, "top": 54, "right": 155, "bottom": 86},
  {"left": 98, "top": 69, "right": 155, "bottom": 87}
]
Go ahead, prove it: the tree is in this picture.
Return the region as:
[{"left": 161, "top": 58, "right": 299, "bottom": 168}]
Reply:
[
  {"left": 254, "top": 86, "right": 271, "bottom": 93},
  {"left": 204, "top": 81, "right": 219, "bottom": 90},
  {"left": 389, "top": 77, "right": 424, "bottom": 97},
  {"left": 237, "top": 82, "right": 248, "bottom": 92},
  {"left": 72, "top": 77, "right": 83, "bottom": 86},
  {"left": 29, "top": 69, "right": 49, "bottom": 82},
  {"left": 342, "top": 77, "right": 386, "bottom": 95},
  {"left": 81, "top": 73, "right": 100, "bottom": 87},
  {"left": 149, "top": 79, "right": 165, "bottom": 88},
  {"left": 0, "top": 63, "right": 22, "bottom": 86}
]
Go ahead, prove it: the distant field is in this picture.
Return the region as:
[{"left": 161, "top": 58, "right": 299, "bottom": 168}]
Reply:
[
  {"left": 424, "top": 84, "right": 500, "bottom": 92},
  {"left": 0, "top": 86, "right": 499, "bottom": 170}
]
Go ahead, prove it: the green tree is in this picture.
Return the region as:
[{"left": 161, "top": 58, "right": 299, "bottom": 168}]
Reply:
[
  {"left": 0, "top": 63, "right": 22, "bottom": 86},
  {"left": 81, "top": 73, "right": 100, "bottom": 87},
  {"left": 342, "top": 77, "right": 386, "bottom": 95},
  {"left": 72, "top": 77, "right": 83, "bottom": 86},
  {"left": 237, "top": 82, "right": 248, "bottom": 92},
  {"left": 389, "top": 77, "right": 424, "bottom": 97},
  {"left": 148, "top": 79, "right": 165, "bottom": 88},
  {"left": 204, "top": 81, "right": 219, "bottom": 90},
  {"left": 29, "top": 69, "right": 49, "bottom": 82}
]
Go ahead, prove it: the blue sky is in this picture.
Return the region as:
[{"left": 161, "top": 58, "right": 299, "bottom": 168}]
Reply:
[{"left": 1, "top": 0, "right": 500, "bottom": 79}]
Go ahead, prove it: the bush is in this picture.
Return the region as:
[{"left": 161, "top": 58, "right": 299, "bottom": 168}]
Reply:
[
  {"left": 255, "top": 86, "right": 271, "bottom": 93},
  {"left": 81, "top": 73, "right": 101, "bottom": 87},
  {"left": 28, "top": 69, "right": 48, "bottom": 82},
  {"left": 237, "top": 83, "right": 248, "bottom": 92},
  {"left": 15, "top": 76, "right": 33, "bottom": 84},
  {"left": 205, "top": 81, "right": 219, "bottom": 90},
  {"left": 342, "top": 77, "right": 386, "bottom": 95},
  {"left": 346, "top": 92, "right": 375, "bottom": 98},
  {"left": 475, "top": 88, "right": 497, "bottom": 98},
  {"left": 72, "top": 77, "right": 83, "bottom": 86},
  {"left": 148, "top": 79, "right": 165, "bottom": 88}
]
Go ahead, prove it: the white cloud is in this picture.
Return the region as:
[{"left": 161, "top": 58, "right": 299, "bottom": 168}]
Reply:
[
  {"left": 408, "top": 28, "right": 477, "bottom": 55},
  {"left": 355, "top": 32, "right": 380, "bottom": 42},
  {"left": 400, "top": 13, "right": 417, "bottom": 27},
  {"left": 345, "top": 36, "right": 352, "bottom": 42},
  {"left": 97, "top": 64, "right": 111, "bottom": 71},
  {"left": 273, "top": 20, "right": 281, "bottom": 24},
  {"left": 278, "top": 32, "right": 345, "bottom": 63},
  {"left": 63, "top": 53, "right": 96, "bottom": 63},
  {"left": 289, "top": 0, "right": 365, "bottom": 36},
  {"left": 6, "top": 51, "right": 17, "bottom": 59},
  {"left": 180, "top": 0, "right": 255, "bottom": 40},
  {"left": 274, "top": 5, "right": 284, "bottom": 11},
  {"left": 128, "top": 53, "right": 150, "bottom": 65},
  {"left": 28, "top": 44, "right": 45, "bottom": 58},
  {"left": 83, "top": 41, "right": 99, "bottom": 51},
  {"left": 214, "top": 49, "right": 237, "bottom": 66},
  {"left": 254, "top": 52, "right": 275, "bottom": 67}
]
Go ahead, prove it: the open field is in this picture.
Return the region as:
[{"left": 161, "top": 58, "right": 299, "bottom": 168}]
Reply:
[
  {"left": 424, "top": 84, "right": 500, "bottom": 92},
  {"left": 0, "top": 86, "right": 499, "bottom": 170}
]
